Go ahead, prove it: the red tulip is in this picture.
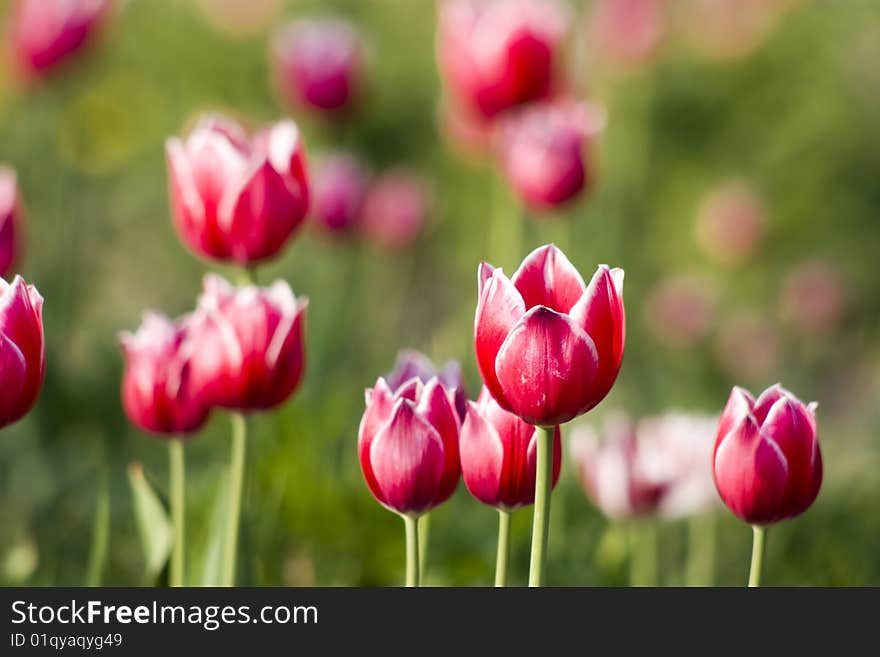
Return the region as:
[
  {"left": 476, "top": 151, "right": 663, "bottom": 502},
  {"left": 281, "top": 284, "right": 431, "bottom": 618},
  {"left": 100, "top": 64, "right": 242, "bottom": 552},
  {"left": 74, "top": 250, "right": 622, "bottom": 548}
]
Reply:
[
  {"left": 188, "top": 274, "right": 307, "bottom": 412},
  {"left": 7, "top": 0, "right": 110, "bottom": 78},
  {"left": 270, "top": 18, "right": 362, "bottom": 114},
  {"left": 437, "top": 0, "right": 569, "bottom": 119},
  {"left": 311, "top": 152, "right": 369, "bottom": 236},
  {"left": 494, "top": 99, "right": 605, "bottom": 211},
  {"left": 461, "top": 387, "right": 562, "bottom": 510},
  {"left": 166, "top": 114, "right": 309, "bottom": 265},
  {"left": 386, "top": 349, "right": 468, "bottom": 422},
  {"left": 713, "top": 385, "right": 822, "bottom": 525},
  {"left": 0, "top": 275, "right": 44, "bottom": 428},
  {"left": 359, "top": 377, "right": 461, "bottom": 516},
  {"left": 474, "top": 244, "right": 625, "bottom": 426},
  {"left": 0, "top": 168, "right": 22, "bottom": 279},
  {"left": 120, "top": 312, "right": 210, "bottom": 436},
  {"left": 360, "top": 169, "right": 429, "bottom": 249}
]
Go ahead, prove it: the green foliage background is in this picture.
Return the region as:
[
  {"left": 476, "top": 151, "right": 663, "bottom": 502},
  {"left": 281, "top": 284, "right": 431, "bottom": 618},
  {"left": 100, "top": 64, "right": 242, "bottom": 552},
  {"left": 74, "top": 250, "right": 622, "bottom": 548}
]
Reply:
[{"left": 0, "top": 0, "right": 878, "bottom": 586}]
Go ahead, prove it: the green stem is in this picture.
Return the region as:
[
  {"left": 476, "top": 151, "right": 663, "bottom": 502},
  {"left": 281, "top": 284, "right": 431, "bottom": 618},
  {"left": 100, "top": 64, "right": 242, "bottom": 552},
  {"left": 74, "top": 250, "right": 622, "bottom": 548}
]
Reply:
[
  {"left": 222, "top": 413, "right": 247, "bottom": 587},
  {"left": 748, "top": 525, "right": 766, "bottom": 588},
  {"left": 404, "top": 515, "right": 420, "bottom": 588},
  {"left": 418, "top": 513, "right": 430, "bottom": 583},
  {"left": 85, "top": 471, "right": 110, "bottom": 587},
  {"left": 630, "top": 522, "right": 659, "bottom": 587},
  {"left": 169, "top": 440, "right": 185, "bottom": 587},
  {"left": 495, "top": 509, "right": 512, "bottom": 587},
  {"left": 488, "top": 169, "right": 523, "bottom": 270},
  {"left": 528, "top": 425, "right": 555, "bottom": 587},
  {"left": 686, "top": 514, "right": 716, "bottom": 587}
]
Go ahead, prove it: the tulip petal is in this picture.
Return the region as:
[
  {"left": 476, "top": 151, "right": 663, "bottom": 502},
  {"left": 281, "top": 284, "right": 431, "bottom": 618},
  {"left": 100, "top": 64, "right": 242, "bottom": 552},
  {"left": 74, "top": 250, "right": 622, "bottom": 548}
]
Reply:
[
  {"left": 569, "top": 265, "right": 625, "bottom": 412},
  {"left": 495, "top": 305, "right": 599, "bottom": 426},
  {"left": 369, "top": 399, "right": 446, "bottom": 515},
  {"left": 417, "top": 378, "right": 462, "bottom": 504},
  {"left": 714, "top": 386, "right": 755, "bottom": 452},
  {"left": 0, "top": 331, "right": 27, "bottom": 426},
  {"left": 358, "top": 378, "right": 396, "bottom": 506},
  {"left": 0, "top": 276, "right": 44, "bottom": 409},
  {"left": 460, "top": 400, "right": 505, "bottom": 507},
  {"left": 511, "top": 244, "right": 586, "bottom": 313},
  {"left": 474, "top": 266, "right": 525, "bottom": 410},
  {"left": 752, "top": 383, "right": 786, "bottom": 424}
]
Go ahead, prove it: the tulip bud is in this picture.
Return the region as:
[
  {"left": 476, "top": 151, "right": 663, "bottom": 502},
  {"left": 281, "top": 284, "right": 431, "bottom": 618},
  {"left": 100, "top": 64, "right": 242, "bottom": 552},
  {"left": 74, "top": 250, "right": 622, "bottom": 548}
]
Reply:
[
  {"left": 586, "top": 0, "right": 666, "bottom": 70},
  {"left": 461, "top": 387, "right": 561, "bottom": 510},
  {"left": 165, "top": 114, "right": 309, "bottom": 265},
  {"left": 120, "top": 312, "right": 210, "bottom": 436},
  {"left": 310, "top": 152, "right": 369, "bottom": 236},
  {"left": 713, "top": 385, "right": 822, "bottom": 525},
  {"left": 360, "top": 169, "right": 430, "bottom": 249},
  {"left": 188, "top": 274, "right": 307, "bottom": 412},
  {"left": 386, "top": 349, "right": 468, "bottom": 422},
  {"left": 437, "top": 0, "right": 570, "bottom": 119},
  {"left": 0, "top": 168, "right": 23, "bottom": 279},
  {"left": 0, "top": 276, "right": 45, "bottom": 428},
  {"left": 8, "top": 0, "right": 110, "bottom": 79},
  {"left": 358, "top": 377, "right": 461, "bottom": 516},
  {"left": 475, "top": 244, "right": 625, "bottom": 426},
  {"left": 494, "top": 99, "right": 605, "bottom": 211},
  {"left": 270, "top": 18, "right": 363, "bottom": 114}
]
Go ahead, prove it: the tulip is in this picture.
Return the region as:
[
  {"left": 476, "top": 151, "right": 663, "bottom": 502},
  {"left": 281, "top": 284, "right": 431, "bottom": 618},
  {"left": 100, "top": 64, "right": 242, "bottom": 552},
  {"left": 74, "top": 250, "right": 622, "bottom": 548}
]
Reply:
[
  {"left": 694, "top": 182, "right": 765, "bottom": 267},
  {"left": 643, "top": 274, "right": 717, "bottom": 347},
  {"left": 712, "top": 384, "right": 822, "bottom": 586},
  {"left": 165, "top": 114, "right": 309, "bottom": 265},
  {"left": 270, "top": 18, "right": 362, "bottom": 114},
  {"left": 0, "top": 275, "right": 44, "bottom": 429},
  {"left": 386, "top": 349, "right": 468, "bottom": 422},
  {"left": 437, "top": 0, "right": 569, "bottom": 119},
  {"left": 0, "top": 167, "right": 22, "bottom": 279},
  {"left": 310, "top": 152, "right": 369, "bottom": 236},
  {"left": 713, "top": 313, "right": 780, "bottom": 382},
  {"left": 780, "top": 261, "right": 845, "bottom": 334},
  {"left": 7, "top": 0, "right": 110, "bottom": 79},
  {"left": 188, "top": 274, "right": 307, "bottom": 412},
  {"left": 586, "top": 0, "right": 667, "bottom": 70},
  {"left": 494, "top": 99, "right": 605, "bottom": 212},
  {"left": 360, "top": 169, "right": 430, "bottom": 249},
  {"left": 358, "top": 377, "right": 461, "bottom": 586}
]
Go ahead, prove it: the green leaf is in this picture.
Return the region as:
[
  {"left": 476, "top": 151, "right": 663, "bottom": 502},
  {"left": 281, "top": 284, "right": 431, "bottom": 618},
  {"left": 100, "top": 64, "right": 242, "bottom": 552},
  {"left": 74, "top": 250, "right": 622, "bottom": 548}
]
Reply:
[
  {"left": 196, "top": 471, "right": 230, "bottom": 587},
  {"left": 127, "top": 463, "right": 172, "bottom": 583}
]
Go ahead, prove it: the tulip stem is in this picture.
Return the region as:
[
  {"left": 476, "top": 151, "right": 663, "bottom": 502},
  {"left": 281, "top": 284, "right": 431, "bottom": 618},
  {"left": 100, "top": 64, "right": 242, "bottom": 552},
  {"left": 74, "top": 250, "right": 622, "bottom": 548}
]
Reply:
[
  {"left": 418, "top": 513, "right": 430, "bottom": 583},
  {"left": 223, "top": 413, "right": 247, "bottom": 587},
  {"left": 528, "top": 425, "right": 555, "bottom": 587},
  {"left": 404, "top": 515, "right": 420, "bottom": 588},
  {"left": 495, "top": 509, "right": 512, "bottom": 587},
  {"left": 169, "top": 439, "right": 185, "bottom": 587},
  {"left": 630, "top": 522, "right": 658, "bottom": 587},
  {"left": 748, "top": 525, "right": 766, "bottom": 588},
  {"left": 686, "top": 514, "right": 716, "bottom": 587}
]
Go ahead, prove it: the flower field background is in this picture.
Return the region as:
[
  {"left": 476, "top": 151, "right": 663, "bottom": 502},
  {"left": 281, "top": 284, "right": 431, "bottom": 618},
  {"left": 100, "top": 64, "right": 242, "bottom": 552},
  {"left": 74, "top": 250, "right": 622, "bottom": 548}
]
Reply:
[{"left": 1, "top": 0, "right": 879, "bottom": 586}]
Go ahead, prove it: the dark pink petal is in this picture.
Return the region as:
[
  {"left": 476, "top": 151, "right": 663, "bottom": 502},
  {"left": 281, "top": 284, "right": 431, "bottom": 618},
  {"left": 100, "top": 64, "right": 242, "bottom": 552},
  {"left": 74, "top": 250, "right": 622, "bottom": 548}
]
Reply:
[
  {"left": 417, "top": 378, "right": 461, "bottom": 504},
  {"left": 358, "top": 379, "right": 396, "bottom": 507},
  {"left": 0, "top": 276, "right": 44, "bottom": 410},
  {"left": 474, "top": 266, "right": 525, "bottom": 411},
  {"left": 394, "top": 377, "right": 422, "bottom": 402},
  {"left": 495, "top": 306, "right": 599, "bottom": 426},
  {"left": 0, "top": 332, "right": 27, "bottom": 426},
  {"left": 460, "top": 400, "right": 505, "bottom": 507},
  {"left": 569, "top": 265, "right": 625, "bottom": 412},
  {"left": 714, "top": 386, "right": 755, "bottom": 452},
  {"left": 511, "top": 244, "right": 586, "bottom": 313},
  {"left": 261, "top": 301, "right": 307, "bottom": 409},
  {"left": 752, "top": 383, "right": 786, "bottom": 424},
  {"left": 369, "top": 400, "right": 446, "bottom": 515}
]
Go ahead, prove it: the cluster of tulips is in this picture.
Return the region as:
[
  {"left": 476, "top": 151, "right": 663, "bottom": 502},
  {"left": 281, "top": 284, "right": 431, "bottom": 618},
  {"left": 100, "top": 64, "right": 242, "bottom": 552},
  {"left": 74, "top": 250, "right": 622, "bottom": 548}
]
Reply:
[{"left": 0, "top": 0, "right": 824, "bottom": 588}]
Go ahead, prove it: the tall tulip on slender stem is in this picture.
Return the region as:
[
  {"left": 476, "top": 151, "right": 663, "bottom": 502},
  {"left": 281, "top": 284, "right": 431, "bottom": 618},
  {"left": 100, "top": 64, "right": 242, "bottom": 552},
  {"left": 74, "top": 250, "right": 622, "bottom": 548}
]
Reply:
[
  {"left": 358, "top": 377, "right": 461, "bottom": 586},
  {"left": 474, "top": 244, "right": 625, "bottom": 585},
  {"left": 712, "top": 385, "right": 822, "bottom": 587}
]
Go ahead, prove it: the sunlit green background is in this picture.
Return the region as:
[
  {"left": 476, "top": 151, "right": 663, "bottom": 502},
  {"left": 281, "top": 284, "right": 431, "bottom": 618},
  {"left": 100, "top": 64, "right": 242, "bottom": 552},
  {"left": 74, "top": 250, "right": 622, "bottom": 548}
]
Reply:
[{"left": 1, "top": 0, "right": 878, "bottom": 586}]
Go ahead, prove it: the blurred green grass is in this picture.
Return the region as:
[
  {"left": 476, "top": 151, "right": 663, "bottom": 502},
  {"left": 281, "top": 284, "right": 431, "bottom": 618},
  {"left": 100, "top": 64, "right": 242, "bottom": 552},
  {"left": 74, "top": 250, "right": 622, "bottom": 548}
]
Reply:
[{"left": 0, "top": 0, "right": 879, "bottom": 586}]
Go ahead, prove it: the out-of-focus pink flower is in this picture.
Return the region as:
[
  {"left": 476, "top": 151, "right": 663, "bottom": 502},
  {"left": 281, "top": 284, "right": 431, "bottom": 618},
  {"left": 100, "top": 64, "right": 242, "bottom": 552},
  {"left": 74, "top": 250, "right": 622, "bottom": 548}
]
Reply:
[
  {"left": 714, "top": 313, "right": 780, "bottom": 382},
  {"left": 359, "top": 377, "right": 461, "bottom": 516},
  {"left": 713, "top": 384, "right": 822, "bottom": 525},
  {"left": 437, "top": 97, "right": 494, "bottom": 160},
  {"left": 643, "top": 274, "right": 717, "bottom": 347},
  {"left": 188, "top": 274, "right": 307, "bottom": 412},
  {"left": 780, "top": 261, "right": 846, "bottom": 334},
  {"left": 695, "top": 182, "right": 765, "bottom": 267},
  {"left": 165, "top": 114, "right": 309, "bottom": 265},
  {"left": 494, "top": 98, "right": 605, "bottom": 212},
  {"left": 460, "top": 387, "right": 562, "bottom": 510},
  {"left": 475, "top": 244, "right": 625, "bottom": 427},
  {"left": 196, "top": 0, "right": 282, "bottom": 38},
  {"left": 586, "top": 0, "right": 667, "bottom": 70},
  {"left": 270, "top": 18, "right": 363, "bottom": 114},
  {"left": 7, "top": 0, "right": 110, "bottom": 79},
  {"left": 0, "top": 275, "right": 44, "bottom": 428},
  {"left": 678, "top": 0, "right": 781, "bottom": 60},
  {"left": 0, "top": 168, "right": 23, "bottom": 279},
  {"left": 570, "top": 415, "right": 664, "bottom": 519},
  {"left": 437, "top": 0, "right": 570, "bottom": 120},
  {"left": 310, "top": 152, "right": 369, "bottom": 237},
  {"left": 120, "top": 312, "right": 210, "bottom": 436},
  {"left": 386, "top": 349, "right": 468, "bottom": 421},
  {"left": 360, "top": 169, "right": 430, "bottom": 249}
]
